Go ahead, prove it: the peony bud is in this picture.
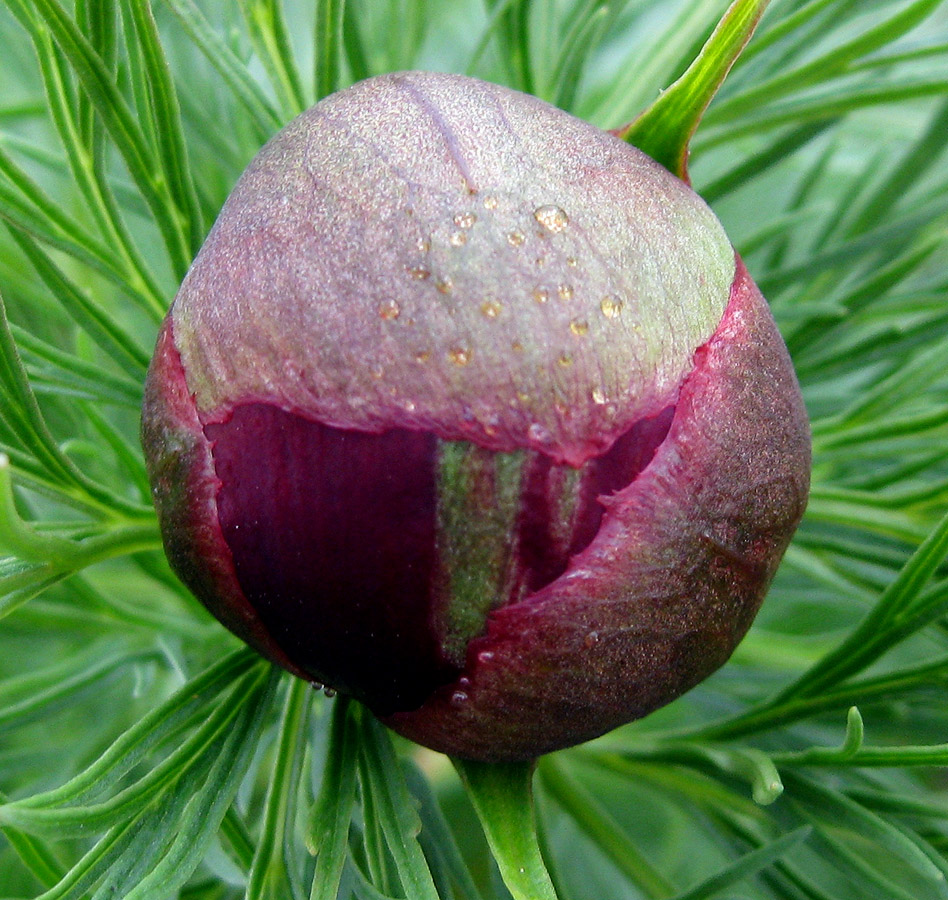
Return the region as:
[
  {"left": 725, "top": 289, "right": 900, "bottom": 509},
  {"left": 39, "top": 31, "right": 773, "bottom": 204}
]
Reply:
[{"left": 142, "top": 72, "right": 810, "bottom": 761}]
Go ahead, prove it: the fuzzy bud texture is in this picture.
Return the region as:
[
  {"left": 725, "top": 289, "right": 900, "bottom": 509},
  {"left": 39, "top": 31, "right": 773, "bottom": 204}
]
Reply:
[{"left": 142, "top": 72, "right": 810, "bottom": 761}]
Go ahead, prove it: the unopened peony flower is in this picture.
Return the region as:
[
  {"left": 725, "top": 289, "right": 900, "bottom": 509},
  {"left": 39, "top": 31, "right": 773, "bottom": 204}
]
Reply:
[{"left": 142, "top": 71, "right": 810, "bottom": 761}]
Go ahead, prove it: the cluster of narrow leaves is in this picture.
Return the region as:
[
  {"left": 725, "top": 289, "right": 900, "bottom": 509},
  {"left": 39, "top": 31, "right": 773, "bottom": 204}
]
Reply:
[{"left": 1, "top": 0, "right": 948, "bottom": 898}]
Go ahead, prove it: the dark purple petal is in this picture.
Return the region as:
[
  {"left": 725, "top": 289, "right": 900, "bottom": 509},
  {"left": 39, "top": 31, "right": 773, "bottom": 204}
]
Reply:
[{"left": 205, "top": 405, "right": 454, "bottom": 712}]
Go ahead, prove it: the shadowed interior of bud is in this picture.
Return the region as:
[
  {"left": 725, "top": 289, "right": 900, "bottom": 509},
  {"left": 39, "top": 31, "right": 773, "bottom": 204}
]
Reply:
[{"left": 205, "top": 401, "right": 675, "bottom": 714}]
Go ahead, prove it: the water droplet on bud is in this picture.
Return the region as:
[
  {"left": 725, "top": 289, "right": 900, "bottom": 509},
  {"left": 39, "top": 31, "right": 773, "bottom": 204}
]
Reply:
[
  {"left": 481, "top": 299, "right": 502, "bottom": 318},
  {"left": 533, "top": 288, "right": 549, "bottom": 304},
  {"left": 407, "top": 265, "right": 430, "bottom": 280},
  {"left": 449, "top": 347, "right": 472, "bottom": 366},
  {"left": 454, "top": 212, "right": 477, "bottom": 229},
  {"left": 591, "top": 387, "right": 606, "bottom": 405},
  {"left": 449, "top": 230, "right": 467, "bottom": 247},
  {"left": 584, "top": 630, "right": 600, "bottom": 649},
  {"left": 529, "top": 422, "right": 553, "bottom": 444},
  {"left": 558, "top": 284, "right": 574, "bottom": 301},
  {"left": 378, "top": 299, "right": 400, "bottom": 320},
  {"left": 436, "top": 276, "right": 454, "bottom": 294},
  {"left": 507, "top": 230, "right": 525, "bottom": 247},
  {"left": 600, "top": 296, "right": 623, "bottom": 318},
  {"left": 451, "top": 690, "right": 469, "bottom": 706},
  {"left": 558, "top": 353, "right": 573, "bottom": 367},
  {"left": 534, "top": 204, "right": 569, "bottom": 233},
  {"left": 570, "top": 319, "right": 589, "bottom": 336},
  {"left": 483, "top": 195, "right": 499, "bottom": 210}
]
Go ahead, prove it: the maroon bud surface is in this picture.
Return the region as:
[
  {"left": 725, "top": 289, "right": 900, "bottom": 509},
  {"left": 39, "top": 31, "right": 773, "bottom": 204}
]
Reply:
[{"left": 142, "top": 71, "right": 810, "bottom": 761}]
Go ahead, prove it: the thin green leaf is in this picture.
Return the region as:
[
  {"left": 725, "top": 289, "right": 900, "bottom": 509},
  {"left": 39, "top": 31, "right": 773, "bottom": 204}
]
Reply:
[
  {"left": 0, "top": 665, "right": 265, "bottom": 838},
  {"left": 11, "top": 230, "right": 152, "bottom": 376},
  {"left": 1, "top": 824, "right": 65, "bottom": 888},
  {"left": 120, "top": 669, "right": 279, "bottom": 900},
  {"left": 705, "top": 0, "right": 944, "bottom": 125},
  {"left": 357, "top": 713, "right": 441, "bottom": 900},
  {"left": 697, "top": 79, "right": 948, "bottom": 149},
  {"left": 4, "top": 649, "right": 259, "bottom": 811},
  {"left": 162, "top": 0, "right": 284, "bottom": 136},
  {"left": 38, "top": 667, "right": 275, "bottom": 900},
  {"left": 120, "top": 0, "right": 204, "bottom": 254},
  {"left": 699, "top": 119, "right": 834, "bottom": 203},
  {"left": 539, "top": 757, "right": 675, "bottom": 899},
  {"left": 12, "top": 325, "right": 142, "bottom": 408},
  {"left": 314, "top": 0, "right": 345, "bottom": 101},
  {"left": 10, "top": 0, "right": 192, "bottom": 277},
  {"left": 620, "top": 0, "right": 770, "bottom": 180},
  {"left": 781, "top": 772, "right": 948, "bottom": 900},
  {"left": 239, "top": 0, "right": 308, "bottom": 118},
  {"left": 0, "top": 639, "right": 153, "bottom": 730},
  {"left": 669, "top": 827, "right": 813, "bottom": 900},
  {"left": 590, "top": 0, "right": 726, "bottom": 128},
  {"left": 0, "top": 144, "right": 152, "bottom": 300},
  {"left": 246, "top": 676, "right": 310, "bottom": 900},
  {"left": 30, "top": 24, "right": 166, "bottom": 318},
  {"left": 550, "top": 5, "right": 609, "bottom": 113},
  {"left": 843, "top": 98, "right": 948, "bottom": 238},
  {"left": 0, "top": 293, "right": 150, "bottom": 516},
  {"left": 308, "top": 697, "right": 358, "bottom": 900}
]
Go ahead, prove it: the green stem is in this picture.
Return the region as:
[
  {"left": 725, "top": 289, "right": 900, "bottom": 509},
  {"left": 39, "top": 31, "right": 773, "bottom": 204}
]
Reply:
[{"left": 453, "top": 758, "right": 559, "bottom": 900}]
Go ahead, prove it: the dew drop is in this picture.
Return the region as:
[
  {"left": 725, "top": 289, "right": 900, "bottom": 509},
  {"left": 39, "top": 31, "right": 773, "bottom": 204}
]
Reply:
[
  {"left": 323, "top": 687, "right": 337, "bottom": 698},
  {"left": 449, "top": 346, "right": 472, "bottom": 366},
  {"left": 558, "top": 353, "right": 573, "bottom": 367},
  {"left": 481, "top": 299, "right": 502, "bottom": 319},
  {"left": 591, "top": 387, "right": 606, "bottom": 405},
  {"left": 459, "top": 676, "right": 472, "bottom": 688},
  {"left": 558, "top": 284, "right": 574, "bottom": 301},
  {"left": 402, "top": 400, "right": 416, "bottom": 413},
  {"left": 416, "top": 237, "right": 431, "bottom": 252},
  {"left": 449, "top": 230, "right": 467, "bottom": 247},
  {"left": 407, "top": 265, "right": 430, "bottom": 280},
  {"left": 483, "top": 195, "right": 499, "bottom": 210},
  {"left": 511, "top": 340, "right": 524, "bottom": 353},
  {"left": 378, "top": 298, "right": 400, "bottom": 320},
  {"left": 371, "top": 364, "right": 385, "bottom": 380},
  {"left": 528, "top": 422, "right": 553, "bottom": 444},
  {"left": 507, "top": 230, "right": 526, "bottom": 247},
  {"left": 532, "top": 287, "right": 550, "bottom": 304},
  {"left": 567, "top": 256, "right": 578, "bottom": 267},
  {"left": 309, "top": 680, "right": 324, "bottom": 691},
  {"left": 534, "top": 204, "right": 569, "bottom": 233},
  {"left": 584, "top": 630, "right": 600, "bottom": 649},
  {"left": 570, "top": 319, "right": 589, "bottom": 336},
  {"left": 436, "top": 276, "right": 454, "bottom": 294},
  {"left": 450, "top": 690, "right": 468, "bottom": 707},
  {"left": 414, "top": 350, "right": 431, "bottom": 363},
  {"left": 600, "top": 296, "right": 623, "bottom": 318},
  {"left": 454, "top": 212, "right": 477, "bottom": 229}
]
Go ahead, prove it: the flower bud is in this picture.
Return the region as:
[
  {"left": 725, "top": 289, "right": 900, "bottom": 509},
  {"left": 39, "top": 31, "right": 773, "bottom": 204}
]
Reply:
[{"left": 142, "top": 72, "right": 810, "bottom": 761}]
